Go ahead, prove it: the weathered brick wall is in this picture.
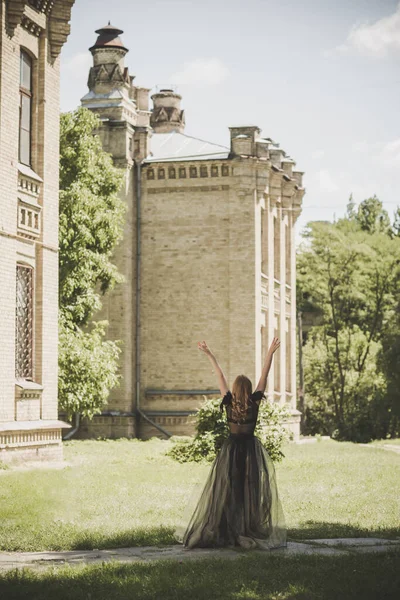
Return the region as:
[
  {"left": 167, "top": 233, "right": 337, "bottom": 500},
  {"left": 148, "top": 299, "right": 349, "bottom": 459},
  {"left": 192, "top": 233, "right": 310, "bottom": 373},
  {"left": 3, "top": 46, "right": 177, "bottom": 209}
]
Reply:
[
  {"left": 35, "top": 29, "right": 61, "bottom": 420},
  {"left": 92, "top": 124, "right": 136, "bottom": 414},
  {"left": 75, "top": 415, "right": 137, "bottom": 439},
  {"left": 0, "top": 2, "right": 20, "bottom": 423},
  {"left": 0, "top": 1, "right": 75, "bottom": 460},
  {"left": 141, "top": 163, "right": 257, "bottom": 415}
]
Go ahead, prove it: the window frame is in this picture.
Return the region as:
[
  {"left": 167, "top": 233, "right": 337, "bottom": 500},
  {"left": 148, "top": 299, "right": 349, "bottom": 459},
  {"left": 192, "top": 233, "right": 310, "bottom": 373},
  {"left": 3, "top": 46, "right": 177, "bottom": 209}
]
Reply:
[
  {"left": 15, "top": 263, "right": 35, "bottom": 381},
  {"left": 19, "top": 50, "right": 33, "bottom": 167}
]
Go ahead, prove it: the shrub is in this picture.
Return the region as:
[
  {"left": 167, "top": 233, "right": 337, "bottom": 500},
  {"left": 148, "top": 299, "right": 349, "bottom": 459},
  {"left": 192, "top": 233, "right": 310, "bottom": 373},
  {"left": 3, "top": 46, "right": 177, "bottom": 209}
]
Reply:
[{"left": 167, "top": 396, "right": 290, "bottom": 464}]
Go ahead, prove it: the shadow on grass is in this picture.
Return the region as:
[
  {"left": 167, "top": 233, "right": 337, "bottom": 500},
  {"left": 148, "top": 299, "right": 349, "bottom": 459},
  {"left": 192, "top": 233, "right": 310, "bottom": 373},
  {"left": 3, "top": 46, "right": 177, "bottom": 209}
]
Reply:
[
  {"left": 69, "top": 526, "right": 175, "bottom": 551},
  {"left": 2, "top": 521, "right": 399, "bottom": 553},
  {"left": 287, "top": 521, "right": 400, "bottom": 541},
  {"left": 61, "top": 522, "right": 400, "bottom": 552},
  {"left": 1, "top": 549, "right": 400, "bottom": 600},
  {"left": 0, "top": 525, "right": 176, "bottom": 553}
]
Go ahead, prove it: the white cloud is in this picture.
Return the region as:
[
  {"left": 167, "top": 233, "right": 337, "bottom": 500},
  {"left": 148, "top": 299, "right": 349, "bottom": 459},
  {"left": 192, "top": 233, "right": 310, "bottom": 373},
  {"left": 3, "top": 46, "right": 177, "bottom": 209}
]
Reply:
[
  {"left": 62, "top": 52, "right": 92, "bottom": 79},
  {"left": 351, "top": 138, "right": 400, "bottom": 169},
  {"left": 170, "top": 58, "right": 230, "bottom": 86},
  {"left": 314, "top": 169, "right": 340, "bottom": 194},
  {"left": 379, "top": 138, "right": 400, "bottom": 168},
  {"left": 351, "top": 140, "right": 372, "bottom": 153},
  {"left": 332, "top": 3, "right": 400, "bottom": 58},
  {"left": 311, "top": 149, "right": 325, "bottom": 160}
]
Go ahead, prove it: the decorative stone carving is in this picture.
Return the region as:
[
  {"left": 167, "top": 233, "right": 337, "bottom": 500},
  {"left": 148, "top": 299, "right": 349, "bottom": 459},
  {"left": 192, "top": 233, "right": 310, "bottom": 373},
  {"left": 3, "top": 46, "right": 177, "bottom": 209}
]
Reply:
[
  {"left": 88, "top": 62, "right": 129, "bottom": 90},
  {"left": 17, "top": 164, "right": 42, "bottom": 238},
  {"left": 15, "top": 379, "right": 43, "bottom": 421},
  {"left": 5, "top": 0, "right": 26, "bottom": 35},
  {"left": 150, "top": 90, "right": 185, "bottom": 133},
  {"left": 28, "top": 0, "right": 54, "bottom": 13},
  {"left": 47, "top": 0, "right": 75, "bottom": 62},
  {"left": 21, "top": 13, "right": 42, "bottom": 36}
]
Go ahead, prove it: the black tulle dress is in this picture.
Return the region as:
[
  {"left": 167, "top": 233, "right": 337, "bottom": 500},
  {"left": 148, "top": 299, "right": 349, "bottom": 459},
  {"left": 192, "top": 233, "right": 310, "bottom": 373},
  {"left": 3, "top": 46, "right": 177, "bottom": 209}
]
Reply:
[{"left": 175, "top": 390, "right": 287, "bottom": 550}]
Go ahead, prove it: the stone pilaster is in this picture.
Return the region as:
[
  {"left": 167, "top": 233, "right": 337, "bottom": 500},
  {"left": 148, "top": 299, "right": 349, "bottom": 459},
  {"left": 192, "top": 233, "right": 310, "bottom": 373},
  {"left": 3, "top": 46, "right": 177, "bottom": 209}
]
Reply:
[
  {"left": 267, "top": 195, "right": 276, "bottom": 399},
  {"left": 279, "top": 200, "right": 287, "bottom": 405}
]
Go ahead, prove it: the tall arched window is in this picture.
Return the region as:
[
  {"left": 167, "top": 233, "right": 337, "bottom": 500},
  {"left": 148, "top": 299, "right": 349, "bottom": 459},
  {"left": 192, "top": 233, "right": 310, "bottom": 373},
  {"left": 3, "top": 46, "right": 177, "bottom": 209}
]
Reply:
[{"left": 19, "top": 50, "right": 33, "bottom": 166}]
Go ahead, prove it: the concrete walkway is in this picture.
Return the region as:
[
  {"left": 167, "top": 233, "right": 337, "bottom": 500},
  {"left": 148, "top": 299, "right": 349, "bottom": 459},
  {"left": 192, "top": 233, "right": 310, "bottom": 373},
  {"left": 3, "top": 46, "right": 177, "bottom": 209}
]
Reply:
[{"left": 0, "top": 538, "right": 399, "bottom": 572}]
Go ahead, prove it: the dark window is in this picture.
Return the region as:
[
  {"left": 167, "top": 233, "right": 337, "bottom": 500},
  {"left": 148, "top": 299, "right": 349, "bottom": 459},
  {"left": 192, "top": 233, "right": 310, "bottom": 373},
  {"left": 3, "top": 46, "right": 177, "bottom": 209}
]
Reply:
[
  {"left": 179, "top": 167, "right": 186, "bottom": 178},
  {"left": 19, "top": 51, "right": 33, "bottom": 166},
  {"left": 15, "top": 265, "right": 34, "bottom": 379},
  {"left": 211, "top": 165, "right": 218, "bottom": 177},
  {"left": 190, "top": 166, "right": 197, "bottom": 178},
  {"left": 158, "top": 168, "right": 165, "bottom": 180},
  {"left": 147, "top": 168, "right": 155, "bottom": 180},
  {"left": 222, "top": 165, "right": 230, "bottom": 176},
  {"left": 200, "top": 166, "right": 208, "bottom": 178},
  {"left": 168, "top": 167, "right": 176, "bottom": 179}
]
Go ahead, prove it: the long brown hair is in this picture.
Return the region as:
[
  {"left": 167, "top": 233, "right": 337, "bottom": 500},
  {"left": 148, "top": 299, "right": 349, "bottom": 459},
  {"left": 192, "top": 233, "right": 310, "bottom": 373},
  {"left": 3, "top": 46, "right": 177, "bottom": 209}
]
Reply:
[{"left": 231, "top": 375, "right": 253, "bottom": 421}]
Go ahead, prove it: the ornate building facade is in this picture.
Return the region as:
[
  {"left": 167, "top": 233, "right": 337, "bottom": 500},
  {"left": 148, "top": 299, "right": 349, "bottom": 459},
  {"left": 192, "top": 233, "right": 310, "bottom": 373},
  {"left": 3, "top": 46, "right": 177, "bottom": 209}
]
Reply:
[
  {"left": 0, "top": 0, "right": 75, "bottom": 463},
  {"left": 77, "top": 24, "right": 305, "bottom": 440}
]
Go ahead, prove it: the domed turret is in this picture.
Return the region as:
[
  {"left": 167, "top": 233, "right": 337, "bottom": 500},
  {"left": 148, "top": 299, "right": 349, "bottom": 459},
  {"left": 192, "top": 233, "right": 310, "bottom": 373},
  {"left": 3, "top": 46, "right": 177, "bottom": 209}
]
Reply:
[
  {"left": 87, "top": 23, "right": 130, "bottom": 93},
  {"left": 150, "top": 89, "right": 185, "bottom": 133},
  {"left": 82, "top": 23, "right": 137, "bottom": 125}
]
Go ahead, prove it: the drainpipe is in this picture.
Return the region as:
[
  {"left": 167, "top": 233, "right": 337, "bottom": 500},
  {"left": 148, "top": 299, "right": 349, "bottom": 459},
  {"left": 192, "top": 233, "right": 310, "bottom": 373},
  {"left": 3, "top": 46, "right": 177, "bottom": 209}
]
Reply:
[
  {"left": 134, "top": 158, "right": 171, "bottom": 439},
  {"left": 62, "top": 412, "right": 80, "bottom": 440}
]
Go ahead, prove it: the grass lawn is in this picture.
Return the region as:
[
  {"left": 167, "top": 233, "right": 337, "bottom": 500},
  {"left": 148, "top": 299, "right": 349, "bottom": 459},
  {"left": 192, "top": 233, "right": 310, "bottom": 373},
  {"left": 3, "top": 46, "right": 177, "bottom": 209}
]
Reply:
[
  {"left": 370, "top": 438, "right": 400, "bottom": 446},
  {"left": 0, "top": 438, "right": 399, "bottom": 552},
  {"left": 1, "top": 551, "right": 399, "bottom": 600}
]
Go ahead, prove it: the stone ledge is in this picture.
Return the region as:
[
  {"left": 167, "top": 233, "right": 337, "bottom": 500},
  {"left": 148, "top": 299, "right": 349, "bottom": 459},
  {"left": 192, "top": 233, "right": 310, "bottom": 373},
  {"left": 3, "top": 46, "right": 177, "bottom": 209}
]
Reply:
[{"left": 0, "top": 420, "right": 71, "bottom": 432}]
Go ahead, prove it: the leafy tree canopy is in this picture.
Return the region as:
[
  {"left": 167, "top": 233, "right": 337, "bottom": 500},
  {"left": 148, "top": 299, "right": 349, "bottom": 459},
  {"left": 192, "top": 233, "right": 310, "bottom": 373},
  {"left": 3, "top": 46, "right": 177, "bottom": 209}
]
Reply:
[{"left": 58, "top": 107, "right": 125, "bottom": 420}]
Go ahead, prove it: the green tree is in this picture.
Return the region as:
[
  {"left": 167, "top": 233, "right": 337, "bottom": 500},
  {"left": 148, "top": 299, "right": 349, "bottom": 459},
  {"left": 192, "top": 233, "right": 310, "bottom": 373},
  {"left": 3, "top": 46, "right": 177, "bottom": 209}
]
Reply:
[
  {"left": 393, "top": 207, "right": 400, "bottom": 237},
  {"left": 346, "top": 193, "right": 357, "bottom": 220},
  {"left": 355, "top": 196, "right": 391, "bottom": 234},
  {"left": 297, "top": 221, "right": 400, "bottom": 441},
  {"left": 58, "top": 107, "right": 125, "bottom": 420}
]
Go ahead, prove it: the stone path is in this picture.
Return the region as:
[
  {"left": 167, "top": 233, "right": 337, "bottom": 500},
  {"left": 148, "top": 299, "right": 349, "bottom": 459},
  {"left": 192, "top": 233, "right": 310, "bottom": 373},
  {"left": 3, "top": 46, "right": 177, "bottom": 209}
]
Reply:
[{"left": 0, "top": 538, "right": 399, "bottom": 572}]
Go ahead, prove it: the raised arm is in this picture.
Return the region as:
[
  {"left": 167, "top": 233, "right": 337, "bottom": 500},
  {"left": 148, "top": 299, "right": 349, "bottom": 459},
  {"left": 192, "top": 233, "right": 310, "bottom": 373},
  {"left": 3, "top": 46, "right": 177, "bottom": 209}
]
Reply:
[
  {"left": 254, "top": 337, "right": 280, "bottom": 394},
  {"left": 197, "top": 341, "right": 229, "bottom": 396}
]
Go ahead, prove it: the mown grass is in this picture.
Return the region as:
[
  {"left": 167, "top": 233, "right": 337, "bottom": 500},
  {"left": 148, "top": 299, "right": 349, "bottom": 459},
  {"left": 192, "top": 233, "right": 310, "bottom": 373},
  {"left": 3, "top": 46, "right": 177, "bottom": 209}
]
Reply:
[
  {"left": 1, "top": 550, "right": 399, "bottom": 600},
  {"left": 0, "top": 438, "right": 399, "bottom": 551}
]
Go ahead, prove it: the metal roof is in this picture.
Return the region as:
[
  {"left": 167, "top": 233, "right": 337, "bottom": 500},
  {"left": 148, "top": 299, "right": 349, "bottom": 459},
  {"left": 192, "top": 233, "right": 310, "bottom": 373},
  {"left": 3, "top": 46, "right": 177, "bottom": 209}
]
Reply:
[{"left": 145, "top": 131, "right": 230, "bottom": 163}]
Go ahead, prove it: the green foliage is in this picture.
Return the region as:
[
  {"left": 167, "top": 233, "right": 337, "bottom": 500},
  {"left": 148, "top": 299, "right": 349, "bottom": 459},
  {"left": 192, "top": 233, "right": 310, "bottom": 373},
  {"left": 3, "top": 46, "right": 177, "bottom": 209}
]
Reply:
[
  {"left": 298, "top": 202, "right": 400, "bottom": 441},
  {"left": 303, "top": 326, "right": 387, "bottom": 442},
  {"left": 355, "top": 196, "right": 391, "bottom": 235},
  {"left": 167, "top": 396, "right": 290, "bottom": 464},
  {"left": 58, "top": 318, "right": 121, "bottom": 420},
  {"left": 59, "top": 107, "right": 125, "bottom": 326},
  {"left": 58, "top": 107, "right": 125, "bottom": 419}
]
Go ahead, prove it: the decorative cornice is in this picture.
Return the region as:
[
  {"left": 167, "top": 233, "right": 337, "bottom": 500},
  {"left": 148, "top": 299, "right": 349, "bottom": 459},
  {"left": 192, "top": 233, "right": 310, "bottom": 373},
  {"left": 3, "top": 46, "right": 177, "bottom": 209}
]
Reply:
[
  {"left": 48, "top": 0, "right": 75, "bottom": 62},
  {"left": 5, "top": 0, "right": 26, "bottom": 35},
  {"left": 6, "top": 1, "right": 74, "bottom": 61}
]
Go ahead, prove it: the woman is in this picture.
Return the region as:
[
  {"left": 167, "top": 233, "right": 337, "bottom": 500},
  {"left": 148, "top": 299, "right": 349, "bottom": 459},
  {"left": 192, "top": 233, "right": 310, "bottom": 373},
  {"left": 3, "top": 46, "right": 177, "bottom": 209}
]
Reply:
[{"left": 177, "top": 337, "right": 287, "bottom": 550}]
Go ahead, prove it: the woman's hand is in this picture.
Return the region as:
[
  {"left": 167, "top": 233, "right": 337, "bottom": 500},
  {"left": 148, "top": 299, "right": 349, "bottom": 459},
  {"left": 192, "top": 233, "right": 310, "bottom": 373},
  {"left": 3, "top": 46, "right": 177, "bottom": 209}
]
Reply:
[
  {"left": 198, "top": 340, "right": 213, "bottom": 356},
  {"left": 268, "top": 337, "right": 280, "bottom": 355}
]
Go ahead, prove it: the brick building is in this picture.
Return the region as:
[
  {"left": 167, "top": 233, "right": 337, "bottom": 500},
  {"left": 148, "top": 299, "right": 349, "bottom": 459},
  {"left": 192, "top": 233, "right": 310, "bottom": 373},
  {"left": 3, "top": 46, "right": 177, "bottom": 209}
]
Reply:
[
  {"left": 0, "top": 0, "right": 75, "bottom": 463},
  {"left": 78, "top": 24, "right": 305, "bottom": 440}
]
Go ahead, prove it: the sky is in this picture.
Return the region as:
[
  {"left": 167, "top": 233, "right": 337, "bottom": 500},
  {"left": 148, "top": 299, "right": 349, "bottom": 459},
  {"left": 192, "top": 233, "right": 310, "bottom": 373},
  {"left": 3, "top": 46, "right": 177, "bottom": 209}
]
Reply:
[{"left": 60, "top": 0, "right": 400, "bottom": 241}]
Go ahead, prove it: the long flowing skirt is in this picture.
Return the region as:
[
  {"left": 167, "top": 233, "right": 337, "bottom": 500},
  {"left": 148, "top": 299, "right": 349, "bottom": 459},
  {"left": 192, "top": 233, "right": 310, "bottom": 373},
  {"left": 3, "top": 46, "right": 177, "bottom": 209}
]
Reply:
[{"left": 175, "top": 433, "right": 287, "bottom": 550}]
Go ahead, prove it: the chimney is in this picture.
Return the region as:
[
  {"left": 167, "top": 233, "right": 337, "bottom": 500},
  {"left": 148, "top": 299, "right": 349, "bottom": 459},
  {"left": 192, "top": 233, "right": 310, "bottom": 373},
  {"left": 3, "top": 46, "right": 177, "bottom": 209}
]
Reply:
[
  {"left": 150, "top": 89, "right": 185, "bottom": 133},
  {"left": 229, "top": 126, "right": 261, "bottom": 156}
]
